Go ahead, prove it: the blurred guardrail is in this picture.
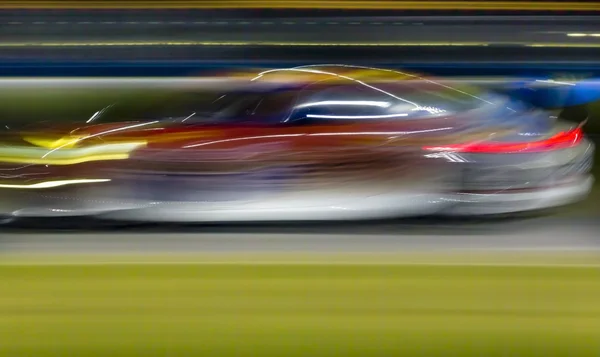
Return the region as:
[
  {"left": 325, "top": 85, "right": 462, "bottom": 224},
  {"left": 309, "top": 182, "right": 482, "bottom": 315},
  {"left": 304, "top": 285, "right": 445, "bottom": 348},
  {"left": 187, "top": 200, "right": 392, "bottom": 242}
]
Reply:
[
  {"left": 0, "top": 77, "right": 243, "bottom": 89},
  {"left": 1, "top": 1, "right": 599, "bottom": 10}
]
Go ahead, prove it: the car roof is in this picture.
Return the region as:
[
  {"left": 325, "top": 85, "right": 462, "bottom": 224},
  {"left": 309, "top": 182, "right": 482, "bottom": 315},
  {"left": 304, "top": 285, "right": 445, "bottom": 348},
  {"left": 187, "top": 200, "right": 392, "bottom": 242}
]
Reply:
[{"left": 243, "top": 65, "right": 493, "bottom": 114}]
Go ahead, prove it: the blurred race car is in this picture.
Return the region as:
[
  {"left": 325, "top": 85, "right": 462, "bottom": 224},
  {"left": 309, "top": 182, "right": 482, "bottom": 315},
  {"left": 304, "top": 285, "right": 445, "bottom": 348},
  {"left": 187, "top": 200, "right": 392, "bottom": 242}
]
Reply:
[{"left": 0, "top": 65, "right": 594, "bottom": 223}]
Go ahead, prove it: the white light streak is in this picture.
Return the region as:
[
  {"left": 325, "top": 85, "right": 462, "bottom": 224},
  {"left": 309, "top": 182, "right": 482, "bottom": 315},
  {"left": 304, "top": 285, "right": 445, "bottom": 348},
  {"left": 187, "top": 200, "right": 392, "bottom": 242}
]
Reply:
[
  {"left": 309, "top": 127, "right": 454, "bottom": 136},
  {"left": 86, "top": 111, "right": 101, "bottom": 123},
  {"left": 0, "top": 178, "right": 110, "bottom": 189},
  {"left": 295, "top": 100, "right": 391, "bottom": 109},
  {"left": 183, "top": 134, "right": 302, "bottom": 148},
  {"left": 535, "top": 79, "right": 576, "bottom": 86},
  {"left": 306, "top": 113, "right": 409, "bottom": 119}
]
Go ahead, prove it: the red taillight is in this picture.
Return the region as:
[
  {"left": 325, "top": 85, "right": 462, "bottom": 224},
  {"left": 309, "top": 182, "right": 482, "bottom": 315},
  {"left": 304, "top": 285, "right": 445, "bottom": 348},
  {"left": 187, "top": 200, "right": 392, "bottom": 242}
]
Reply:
[{"left": 423, "top": 127, "right": 584, "bottom": 154}]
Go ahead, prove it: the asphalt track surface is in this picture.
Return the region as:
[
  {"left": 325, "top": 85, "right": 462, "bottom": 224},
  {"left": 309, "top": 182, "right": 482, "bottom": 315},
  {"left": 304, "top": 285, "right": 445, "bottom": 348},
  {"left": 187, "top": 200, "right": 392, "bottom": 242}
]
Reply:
[{"left": 1, "top": 216, "right": 599, "bottom": 254}]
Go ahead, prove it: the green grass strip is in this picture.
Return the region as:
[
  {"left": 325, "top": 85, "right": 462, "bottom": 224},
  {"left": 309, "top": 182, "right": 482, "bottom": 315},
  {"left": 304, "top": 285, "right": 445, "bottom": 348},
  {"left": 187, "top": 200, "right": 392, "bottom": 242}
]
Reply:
[{"left": 0, "top": 253, "right": 599, "bottom": 357}]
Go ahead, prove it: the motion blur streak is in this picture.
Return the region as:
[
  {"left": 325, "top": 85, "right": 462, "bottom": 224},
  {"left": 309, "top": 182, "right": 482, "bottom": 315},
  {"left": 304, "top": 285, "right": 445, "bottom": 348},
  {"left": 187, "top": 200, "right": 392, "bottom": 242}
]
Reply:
[
  {"left": 0, "top": 142, "right": 146, "bottom": 165},
  {"left": 0, "top": 153, "right": 129, "bottom": 165},
  {"left": 424, "top": 127, "right": 584, "bottom": 154},
  {"left": 0, "top": 42, "right": 494, "bottom": 47},
  {"left": 1, "top": 1, "right": 599, "bottom": 10},
  {"left": 0, "top": 66, "right": 594, "bottom": 222},
  {"left": 0, "top": 178, "right": 110, "bottom": 189},
  {"left": 6, "top": 42, "right": 600, "bottom": 49}
]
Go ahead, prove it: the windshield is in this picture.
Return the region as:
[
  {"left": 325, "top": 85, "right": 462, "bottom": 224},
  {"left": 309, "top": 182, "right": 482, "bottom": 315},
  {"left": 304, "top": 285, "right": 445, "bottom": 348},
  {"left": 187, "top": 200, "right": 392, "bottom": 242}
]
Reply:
[
  {"left": 86, "top": 92, "right": 245, "bottom": 125},
  {"left": 186, "top": 90, "right": 300, "bottom": 124},
  {"left": 376, "top": 80, "right": 495, "bottom": 113},
  {"left": 206, "top": 93, "right": 265, "bottom": 121}
]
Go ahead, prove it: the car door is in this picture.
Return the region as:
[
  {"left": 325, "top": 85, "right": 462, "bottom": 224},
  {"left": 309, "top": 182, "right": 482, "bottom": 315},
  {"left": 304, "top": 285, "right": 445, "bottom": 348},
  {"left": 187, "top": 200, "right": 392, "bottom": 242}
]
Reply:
[{"left": 281, "top": 83, "right": 432, "bottom": 190}]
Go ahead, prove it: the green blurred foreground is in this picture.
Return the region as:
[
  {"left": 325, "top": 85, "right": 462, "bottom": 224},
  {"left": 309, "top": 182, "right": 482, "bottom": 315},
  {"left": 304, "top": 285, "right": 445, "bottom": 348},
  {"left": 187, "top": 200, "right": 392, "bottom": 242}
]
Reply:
[{"left": 0, "top": 256, "right": 599, "bottom": 357}]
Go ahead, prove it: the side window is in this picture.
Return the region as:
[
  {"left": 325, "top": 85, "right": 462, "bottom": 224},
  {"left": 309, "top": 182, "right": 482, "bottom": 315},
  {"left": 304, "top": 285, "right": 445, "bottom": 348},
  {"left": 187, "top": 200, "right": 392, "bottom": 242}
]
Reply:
[
  {"left": 252, "top": 91, "right": 299, "bottom": 117},
  {"left": 186, "top": 93, "right": 265, "bottom": 123},
  {"left": 214, "top": 94, "right": 264, "bottom": 120},
  {"left": 211, "top": 90, "right": 297, "bottom": 123},
  {"left": 153, "top": 95, "right": 205, "bottom": 120},
  {"left": 288, "top": 84, "right": 391, "bottom": 123},
  {"left": 92, "top": 93, "right": 210, "bottom": 124}
]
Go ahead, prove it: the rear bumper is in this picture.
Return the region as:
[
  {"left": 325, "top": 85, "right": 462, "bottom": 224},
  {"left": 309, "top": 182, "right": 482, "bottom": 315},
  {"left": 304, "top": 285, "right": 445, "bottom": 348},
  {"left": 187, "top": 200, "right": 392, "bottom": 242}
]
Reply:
[{"left": 440, "top": 174, "right": 593, "bottom": 215}]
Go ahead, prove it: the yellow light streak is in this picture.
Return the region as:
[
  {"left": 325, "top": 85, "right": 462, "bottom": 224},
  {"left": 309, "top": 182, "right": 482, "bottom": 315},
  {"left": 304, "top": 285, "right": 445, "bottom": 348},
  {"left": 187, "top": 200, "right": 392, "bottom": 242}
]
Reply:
[{"left": 0, "top": 178, "right": 110, "bottom": 189}]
